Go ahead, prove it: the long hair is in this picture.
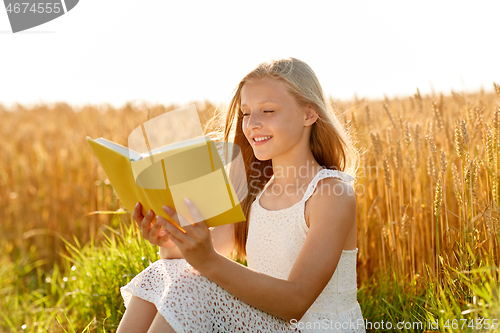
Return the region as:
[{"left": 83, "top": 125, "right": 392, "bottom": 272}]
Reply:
[{"left": 204, "top": 57, "right": 360, "bottom": 262}]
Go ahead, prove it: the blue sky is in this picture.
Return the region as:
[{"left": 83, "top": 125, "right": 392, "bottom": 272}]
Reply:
[{"left": 1, "top": 0, "right": 499, "bottom": 109}]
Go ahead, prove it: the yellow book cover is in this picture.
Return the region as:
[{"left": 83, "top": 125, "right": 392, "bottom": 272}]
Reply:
[{"left": 86, "top": 135, "right": 246, "bottom": 231}]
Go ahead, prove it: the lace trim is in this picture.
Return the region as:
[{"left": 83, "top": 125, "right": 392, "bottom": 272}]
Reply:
[
  {"left": 301, "top": 169, "right": 355, "bottom": 203},
  {"left": 298, "top": 170, "right": 355, "bottom": 231},
  {"left": 300, "top": 303, "right": 366, "bottom": 333},
  {"left": 121, "top": 259, "right": 302, "bottom": 332},
  {"left": 255, "top": 169, "right": 355, "bottom": 213}
]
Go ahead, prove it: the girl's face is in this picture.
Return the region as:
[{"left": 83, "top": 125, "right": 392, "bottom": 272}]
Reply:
[{"left": 240, "top": 77, "right": 312, "bottom": 161}]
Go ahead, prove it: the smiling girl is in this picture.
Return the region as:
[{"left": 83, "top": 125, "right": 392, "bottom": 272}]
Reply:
[{"left": 117, "top": 57, "right": 365, "bottom": 333}]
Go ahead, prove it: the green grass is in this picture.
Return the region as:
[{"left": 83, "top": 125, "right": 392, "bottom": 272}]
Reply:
[
  {"left": 1, "top": 216, "right": 499, "bottom": 333},
  {"left": 0, "top": 216, "right": 158, "bottom": 333}
]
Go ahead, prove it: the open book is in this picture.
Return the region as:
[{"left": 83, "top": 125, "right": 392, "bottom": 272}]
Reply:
[{"left": 87, "top": 135, "right": 246, "bottom": 230}]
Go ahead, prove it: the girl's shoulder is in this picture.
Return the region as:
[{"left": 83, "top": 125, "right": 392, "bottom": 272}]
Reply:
[
  {"left": 301, "top": 168, "right": 355, "bottom": 204},
  {"left": 304, "top": 170, "right": 357, "bottom": 228},
  {"left": 319, "top": 169, "right": 355, "bottom": 183}
]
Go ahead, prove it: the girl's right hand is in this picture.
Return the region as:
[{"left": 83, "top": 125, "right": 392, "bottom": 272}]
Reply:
[{"left": 132, "top": 202, "right": 182, "bottom": 258}]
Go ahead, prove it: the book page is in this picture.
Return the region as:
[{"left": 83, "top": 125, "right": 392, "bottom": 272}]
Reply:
[
  {"left": 127, "top": 104, "right": 203, "bottom": 156},
  {"left": 169, "top": 169, "right": 234, "bottom": 226}
]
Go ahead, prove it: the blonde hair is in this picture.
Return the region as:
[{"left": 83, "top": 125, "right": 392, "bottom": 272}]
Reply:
[{"left": 205, "top": 57, "right": 360, "bottom": 262}]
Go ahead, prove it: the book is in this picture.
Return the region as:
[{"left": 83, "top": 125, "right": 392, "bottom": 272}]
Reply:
[{"left": 86, "top": 135, "right": 246, "bottom": 231}]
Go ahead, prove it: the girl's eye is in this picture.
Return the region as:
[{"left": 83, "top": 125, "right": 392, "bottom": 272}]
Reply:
[{"left": 241, "top": 110, "right": 273, "bottom": 117}]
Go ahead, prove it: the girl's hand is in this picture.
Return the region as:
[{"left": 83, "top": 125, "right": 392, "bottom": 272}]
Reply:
[
  {"left": 132, "top": 202, "right": 180, "bottom": 256},
  {"left": 157, "top": 198, "right": 218, "bottom": 271}
]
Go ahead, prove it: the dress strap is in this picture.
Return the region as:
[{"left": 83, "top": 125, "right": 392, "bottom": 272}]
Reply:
[
  {"left": 256, "top": 175, "right": 274, "bottom": 201},
  {"left": 301, "top": 169, "right": 355, "bottom": 203}
]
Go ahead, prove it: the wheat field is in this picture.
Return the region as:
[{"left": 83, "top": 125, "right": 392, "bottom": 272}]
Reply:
[
  {"left": 0, "top": 101, "right": 215, "bottom": 262},
  {"left": 1, "top": 87, "right": 499, "bottom": 332}
]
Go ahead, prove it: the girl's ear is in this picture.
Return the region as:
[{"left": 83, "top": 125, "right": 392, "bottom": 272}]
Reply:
[{"left": 304, "top": 105, "right": 319, "bottom": 126}]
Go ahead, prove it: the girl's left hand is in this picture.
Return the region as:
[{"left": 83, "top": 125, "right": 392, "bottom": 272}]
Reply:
[{"left": 157, "top": 198, "right": 218, "bottom": 271}]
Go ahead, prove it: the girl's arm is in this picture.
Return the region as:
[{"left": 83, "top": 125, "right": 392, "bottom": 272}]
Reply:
[
  {"left": 210, "top": 223, "right": 235, "bottom": 258},
  {"left": 161, "top": 179, "right": 356, "bottom": 323},
  {"left": 159, "top": 244, "right": 183, "bottom": 259}
]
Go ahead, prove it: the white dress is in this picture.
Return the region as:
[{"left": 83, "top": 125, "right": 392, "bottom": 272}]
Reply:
[{"left": 120, "top": 168, "right": 366, "bottom": 333}]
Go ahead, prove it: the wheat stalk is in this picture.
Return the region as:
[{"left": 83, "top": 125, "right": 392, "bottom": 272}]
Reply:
[
  {"left": 370, "top": 132, "right": 383, "bottom": 162},
  {"left": 494, "top": 82, "right": 500, "bottom": 98},
  {"left": 426, "top": 134, "right": 438, "bottom": 157},
  {"left": 414, "top": 123, "right": 421, "bottom": 166},
  {"left": 404, "top": 121, "right": 411, "bottom": 147},
  {"left": 364, "top": 105, "right": 371, "bottom": 131},
  {"left": 452, "top": 162, "right": 464, "bottom": 207},
  {"left": 427, "top": 153, "right": 437, "bottom": 180},
  {"left": 384, "top": 103, "right": 398, "bottom": 135},
  {"left": 455, "top": 120, "right": 465, "bottom": 159},
  {"left": 433, "top": 101, "right": 444, "bottom": 132},
  {"left": 395, "top": 140, "right": 403, "bottom": 170},
  {"left": 439, "top": 150, "right": 450, "bottom": 246},
  {"left": 434, "top": 177, "right": 443, "bottom": 283},
  {"left": 383, "top": 156, "right": 392, "bottom": 188}
]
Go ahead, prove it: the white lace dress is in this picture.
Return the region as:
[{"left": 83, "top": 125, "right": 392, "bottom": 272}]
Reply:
[{"left": 120, "top": 168, "right": 366, "bottom": 333}]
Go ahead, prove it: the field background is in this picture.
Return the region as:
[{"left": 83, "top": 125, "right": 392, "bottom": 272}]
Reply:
[{"left": 1, "top": 88, "right": 499, "bottom": 332}]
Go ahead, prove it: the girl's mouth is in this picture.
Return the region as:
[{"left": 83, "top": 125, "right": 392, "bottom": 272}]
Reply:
[{"left": 253, "top": 136, "right": 273, "bottom": 146}]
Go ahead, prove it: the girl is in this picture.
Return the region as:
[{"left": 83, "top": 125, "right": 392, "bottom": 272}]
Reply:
[{"left": 117, "top": 57, "right": 366, "bottom": 333}]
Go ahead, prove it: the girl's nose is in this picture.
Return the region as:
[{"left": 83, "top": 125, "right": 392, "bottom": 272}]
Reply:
[{"left": 246, "top": 113, "right": 262, "bottom": 130}]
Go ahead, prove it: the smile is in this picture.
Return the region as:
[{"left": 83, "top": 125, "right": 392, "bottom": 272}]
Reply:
[{"left": 253, "top": 136, "right": 273, "bottom": 145}]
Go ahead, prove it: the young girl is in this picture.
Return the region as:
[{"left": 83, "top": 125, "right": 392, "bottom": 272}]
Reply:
[{"left": 117, "top": 57, "right": 366, "bottom": 333}]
